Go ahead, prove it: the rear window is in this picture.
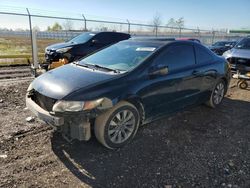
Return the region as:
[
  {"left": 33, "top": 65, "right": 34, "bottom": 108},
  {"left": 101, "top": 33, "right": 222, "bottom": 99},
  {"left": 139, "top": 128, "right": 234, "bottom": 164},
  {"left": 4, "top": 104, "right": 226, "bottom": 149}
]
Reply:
[
  {"left": 94, "top": 33, "right": 130, "bottom": 44},
  {"left": 235, "top": 38, "right": 250, "bottom": 50}
]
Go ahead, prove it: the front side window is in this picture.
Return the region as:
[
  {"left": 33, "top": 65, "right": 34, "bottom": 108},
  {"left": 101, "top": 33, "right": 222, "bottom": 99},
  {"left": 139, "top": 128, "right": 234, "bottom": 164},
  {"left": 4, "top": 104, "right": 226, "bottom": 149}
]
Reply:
[
  {"left": 79, "top": 41, "right": 160, "bottom": 71},
  {"left": 154, "top": 44, "right": 195, "bottom": 71}
]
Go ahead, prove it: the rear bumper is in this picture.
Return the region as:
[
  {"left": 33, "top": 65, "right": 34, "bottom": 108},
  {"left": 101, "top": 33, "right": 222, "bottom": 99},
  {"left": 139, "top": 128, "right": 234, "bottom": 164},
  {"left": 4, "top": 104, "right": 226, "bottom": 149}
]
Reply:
[{"left": 26, "top": 96, "right": 64, "bottom": 126}]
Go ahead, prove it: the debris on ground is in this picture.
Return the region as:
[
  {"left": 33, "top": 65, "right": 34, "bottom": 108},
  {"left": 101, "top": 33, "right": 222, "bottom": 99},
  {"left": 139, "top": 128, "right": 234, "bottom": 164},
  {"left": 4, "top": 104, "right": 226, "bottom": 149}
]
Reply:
[
  {"left": 0, "top": 79, "right": 250, "bottom": 187},
  {"left": 0, "top": 154, "right": 7, "bottom": 159},
  {"left": 25, "top": 116, "right": 35, "bottom": 122}
]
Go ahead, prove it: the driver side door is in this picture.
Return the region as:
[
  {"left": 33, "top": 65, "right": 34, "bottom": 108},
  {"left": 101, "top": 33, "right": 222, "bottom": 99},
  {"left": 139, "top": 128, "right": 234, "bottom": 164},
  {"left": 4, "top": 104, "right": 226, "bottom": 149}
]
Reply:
[{"left": 140, "top": 43, "right": 199, "bottom": 120}]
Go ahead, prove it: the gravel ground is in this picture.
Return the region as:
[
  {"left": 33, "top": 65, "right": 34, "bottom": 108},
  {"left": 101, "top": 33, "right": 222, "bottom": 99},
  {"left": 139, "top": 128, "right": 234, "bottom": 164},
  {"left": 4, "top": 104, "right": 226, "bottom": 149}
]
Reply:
[{"left": 0, "top": 79, "right": 250, "bottom": 188}]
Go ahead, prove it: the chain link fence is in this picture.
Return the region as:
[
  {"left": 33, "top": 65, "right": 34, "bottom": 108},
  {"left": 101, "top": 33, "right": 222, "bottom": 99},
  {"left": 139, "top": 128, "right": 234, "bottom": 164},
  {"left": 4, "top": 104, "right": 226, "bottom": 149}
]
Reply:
[{"left": 0, "top": 6, "right": 248, "bottom": 65}]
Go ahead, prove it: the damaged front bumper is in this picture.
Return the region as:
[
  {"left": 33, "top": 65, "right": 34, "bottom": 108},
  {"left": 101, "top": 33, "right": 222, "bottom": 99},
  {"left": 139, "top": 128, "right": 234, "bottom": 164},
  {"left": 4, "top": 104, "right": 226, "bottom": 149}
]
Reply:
[
  {"left": 26, "top": 96, "right": 64, "bottom": 126},
  {"left": 26, "top": 96, "right": 91, "bottom": 141}
]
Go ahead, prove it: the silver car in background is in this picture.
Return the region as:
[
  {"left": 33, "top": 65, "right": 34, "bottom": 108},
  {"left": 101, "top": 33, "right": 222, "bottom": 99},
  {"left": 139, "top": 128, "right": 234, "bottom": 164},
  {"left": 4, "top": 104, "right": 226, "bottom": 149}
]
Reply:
[{"left": 223, "top": 37, "right": 250, "bottom": 72}]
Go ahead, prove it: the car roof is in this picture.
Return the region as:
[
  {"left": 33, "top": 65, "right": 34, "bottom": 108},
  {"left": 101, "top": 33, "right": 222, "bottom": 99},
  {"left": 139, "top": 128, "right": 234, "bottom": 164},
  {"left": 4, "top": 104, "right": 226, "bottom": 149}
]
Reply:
[
  {"left": 86, "top": 31, "right": 130, "bottom": 36},
  {"left": 125, "top": 38, "right": 203, "bottom": 48},
  {"left": 177, "top": 37, "right": 199, "bottom": 40},
  {"left": 176, "top": 38, "right": 201, "bottom": 43},
  {"left": 121, "top": 39, "right": 170, "bottom": 46},
  {"left": 130, "top": 37, "right": 203, "bottom": 43},
  {"left": 130, "top": 37, "right": 176, "bottom": 42}
]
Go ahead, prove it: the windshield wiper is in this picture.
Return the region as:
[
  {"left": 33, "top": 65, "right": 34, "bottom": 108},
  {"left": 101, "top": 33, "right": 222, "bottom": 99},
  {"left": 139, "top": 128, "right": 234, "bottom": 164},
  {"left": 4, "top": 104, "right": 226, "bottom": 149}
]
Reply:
[{"left": 83, "top": 63, "right": 122, "bottom": 73}]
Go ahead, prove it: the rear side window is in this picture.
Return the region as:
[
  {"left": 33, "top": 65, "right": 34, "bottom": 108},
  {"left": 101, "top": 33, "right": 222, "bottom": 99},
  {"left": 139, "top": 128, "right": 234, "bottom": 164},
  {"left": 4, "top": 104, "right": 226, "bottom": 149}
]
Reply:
[
  {"left": 195, "top": 45, "right": 214, "bottom": 64},
  {"left": 154, "top": 44, "right": 195, "bottom": 71},
  {"left": 93, "top": 33, "right": 111, "bottom": 44},
  {"left": 94, "top": 33, "right": 129, "bottom": 44},
  {"left": 110, "top": 33, "right": 130, "bottom": 42}
]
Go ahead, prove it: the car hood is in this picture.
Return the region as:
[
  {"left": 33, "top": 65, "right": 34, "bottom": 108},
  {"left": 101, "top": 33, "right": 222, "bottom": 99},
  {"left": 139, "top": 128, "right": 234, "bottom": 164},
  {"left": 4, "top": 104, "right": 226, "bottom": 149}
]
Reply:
[
  {"left": 31, "top": 64, "right": 118, "bottom": 99},
  {"left": 46, "top": 42, "right": 76, "bottom": 50},
  {"left": 224, "top": 48, "right": 250, "bottom": 59}
]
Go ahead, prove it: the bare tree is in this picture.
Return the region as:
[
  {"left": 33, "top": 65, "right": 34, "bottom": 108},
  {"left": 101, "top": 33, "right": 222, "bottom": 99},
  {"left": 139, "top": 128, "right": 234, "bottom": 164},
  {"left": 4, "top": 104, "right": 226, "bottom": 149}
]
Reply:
[
  {"left": 175, "top": 17, "right": 185, "bottom": 36},
  {"left": 151, "top": 12, "right": 162, "bottom": 36},
  {"left": 167, "top": 18, "right": 176, "bottom": 33},
  {"left": 63, "top": 19, "right": 74, "bottom": 31}
]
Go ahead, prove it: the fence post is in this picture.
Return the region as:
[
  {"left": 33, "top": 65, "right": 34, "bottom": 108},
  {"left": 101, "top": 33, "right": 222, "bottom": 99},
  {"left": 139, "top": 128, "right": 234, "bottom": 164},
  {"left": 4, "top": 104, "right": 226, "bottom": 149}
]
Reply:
[
  {"left": 26, "top": 8, "right": 34, "bottom": 64},
  {"left": 82, "top": 14, "right": 87, "bottom": 31},
  {"left": 212, "top": 30, "right": 215, "bottom": 44},
  {"left": 197, "top": 27, "right": 201, "bottom": 38},
  {"left": 179, "top": 27, "right": 182, "bottom": 37},
  {"left": 126, "top": 19, "right": 130, "bottom": 34},
  {"left": 32, "top": 29, "right": 38, "bottom": 69}
]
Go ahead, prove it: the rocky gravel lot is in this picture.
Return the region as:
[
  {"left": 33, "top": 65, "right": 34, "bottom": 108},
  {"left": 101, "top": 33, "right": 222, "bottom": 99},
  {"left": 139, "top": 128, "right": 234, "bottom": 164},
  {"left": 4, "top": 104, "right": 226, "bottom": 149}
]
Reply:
[{"left": 0, "top": 79, "right": 250, "bottom": 188}]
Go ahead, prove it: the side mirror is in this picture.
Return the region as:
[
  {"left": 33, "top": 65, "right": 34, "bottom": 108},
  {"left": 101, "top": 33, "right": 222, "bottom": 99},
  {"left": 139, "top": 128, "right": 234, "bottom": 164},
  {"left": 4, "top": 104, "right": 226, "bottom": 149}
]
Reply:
[{"left": 148, "top": 65, "right": 169, "bottom": 77}]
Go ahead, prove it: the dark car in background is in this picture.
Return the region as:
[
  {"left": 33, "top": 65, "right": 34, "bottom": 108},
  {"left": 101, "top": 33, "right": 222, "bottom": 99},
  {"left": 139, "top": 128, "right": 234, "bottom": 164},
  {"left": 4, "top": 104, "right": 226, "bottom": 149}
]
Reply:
[
  {"left": 26, "top": 39, "right": 231, "bottom": 149},
  {"left": 45, "top": 31, "right": 131, "bottom": 63},
  {"left": 223, "top": 37, "right": 250, "bottom": 72},
  {"left": 209, "top": 41, "right": 236, "bottom": 55}
]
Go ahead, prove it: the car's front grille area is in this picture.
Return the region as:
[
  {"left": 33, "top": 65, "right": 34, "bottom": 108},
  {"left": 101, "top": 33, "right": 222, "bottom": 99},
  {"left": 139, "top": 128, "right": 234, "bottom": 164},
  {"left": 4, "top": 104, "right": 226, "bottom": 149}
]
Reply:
[
  {"left": 31, "top": 90, "right": 57, "bottom": 111},
  {"left": 227, "top": 57, "right": 250, "bottom": 66},
  {"left": 45, "top": 49, "right": 60, "bottom": 62}
]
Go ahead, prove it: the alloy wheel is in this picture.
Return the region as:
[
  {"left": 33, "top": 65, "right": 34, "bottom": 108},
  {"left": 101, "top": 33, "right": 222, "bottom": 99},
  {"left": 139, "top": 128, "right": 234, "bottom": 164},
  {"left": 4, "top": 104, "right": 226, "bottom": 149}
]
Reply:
[
  {"left": 213, "top": 82, "right": 225, "bottom": 105},
  {"left": 108, "top": 110, "right": 136, "bottom": 144}
]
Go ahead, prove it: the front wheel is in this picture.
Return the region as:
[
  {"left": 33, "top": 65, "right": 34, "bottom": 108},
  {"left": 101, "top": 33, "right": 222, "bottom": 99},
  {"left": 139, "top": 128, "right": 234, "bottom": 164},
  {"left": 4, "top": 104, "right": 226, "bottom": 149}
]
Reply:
[
  {"left": 238, "top": 80, "right": 248, "bottom": 89},
  {"left": 94, "top": 101, "right": 140, "bottom": 149},
  {"left": 206, "top": 80, "right": 226, "bottom": 108}
]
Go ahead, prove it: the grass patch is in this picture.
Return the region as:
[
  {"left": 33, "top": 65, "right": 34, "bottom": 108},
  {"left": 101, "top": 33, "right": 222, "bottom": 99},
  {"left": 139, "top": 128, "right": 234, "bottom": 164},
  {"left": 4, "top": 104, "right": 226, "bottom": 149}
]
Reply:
[
  {"left": 0, "top": 36, "right": 63, "bottom": 55},
  {"left": 0, "top": 36, "right": 63, "bottom": 66}
]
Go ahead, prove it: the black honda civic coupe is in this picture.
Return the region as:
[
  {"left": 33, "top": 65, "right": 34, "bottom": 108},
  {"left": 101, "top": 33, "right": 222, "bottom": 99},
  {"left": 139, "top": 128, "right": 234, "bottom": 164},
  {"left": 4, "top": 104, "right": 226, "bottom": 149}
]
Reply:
[{"left": 26, "top": 39, "right": 231, "bottom": 149}]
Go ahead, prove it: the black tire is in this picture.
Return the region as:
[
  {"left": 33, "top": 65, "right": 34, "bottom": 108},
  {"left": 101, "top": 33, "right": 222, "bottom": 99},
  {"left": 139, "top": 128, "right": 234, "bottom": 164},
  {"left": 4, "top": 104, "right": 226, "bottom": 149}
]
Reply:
[
  {"left": 237, "top": 80, "right": 241, "bottom": 87},
  {"left": 206, "top": 79, "right": 226, "bottom": 108},
  {"left": 94, "top": 101, "right": 140, "bottom": 149},
  {"left": 238, "top": 81, "right": 248, "bottom": 89}
]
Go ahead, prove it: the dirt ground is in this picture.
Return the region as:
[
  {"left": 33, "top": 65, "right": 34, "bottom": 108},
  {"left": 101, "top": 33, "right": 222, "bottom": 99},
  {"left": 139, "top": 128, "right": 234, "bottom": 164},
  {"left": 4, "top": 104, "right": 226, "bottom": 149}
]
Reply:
[{"left": 0, "top": 78, "right": 250, "bottom": 188}]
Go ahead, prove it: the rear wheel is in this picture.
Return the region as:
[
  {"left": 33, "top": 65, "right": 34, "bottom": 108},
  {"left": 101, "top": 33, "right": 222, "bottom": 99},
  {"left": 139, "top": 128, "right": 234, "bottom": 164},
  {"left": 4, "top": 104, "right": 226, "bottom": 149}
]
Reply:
[
  {"left": 94, "top": 101, "right": 140, "bottom": 149},
  {"left": 206, "top": 80, "right": 226, "bottom": 108}
]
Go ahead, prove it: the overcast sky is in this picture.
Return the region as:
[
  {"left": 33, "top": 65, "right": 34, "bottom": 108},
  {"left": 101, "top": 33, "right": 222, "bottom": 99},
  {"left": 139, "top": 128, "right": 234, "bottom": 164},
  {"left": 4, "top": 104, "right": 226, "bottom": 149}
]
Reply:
[{"left": 0, "top": 0, "right": 249, "bottom": 30}]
